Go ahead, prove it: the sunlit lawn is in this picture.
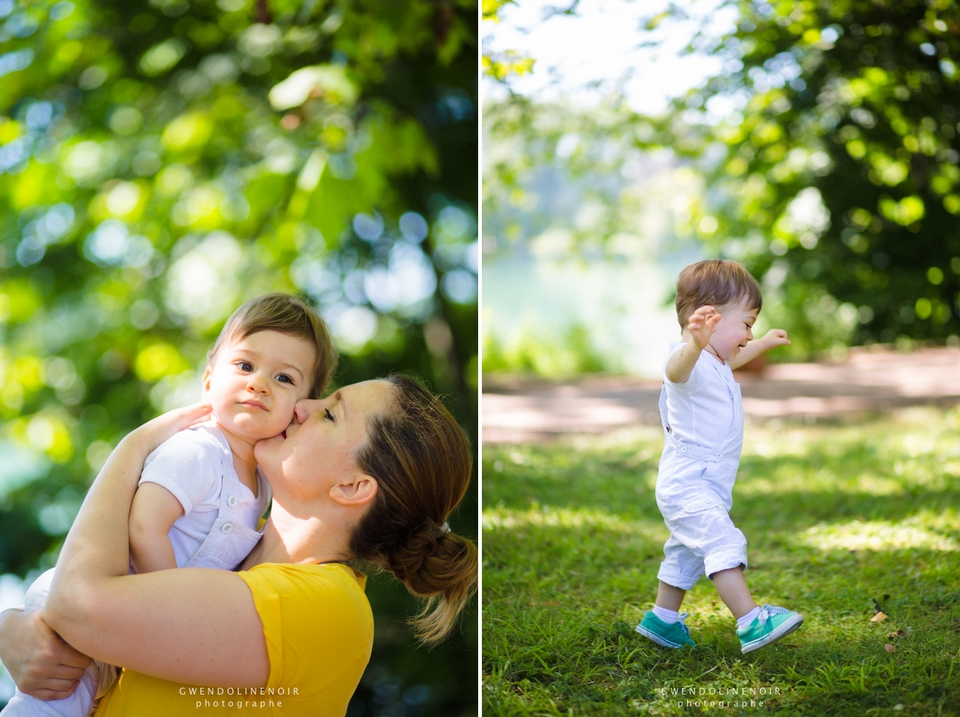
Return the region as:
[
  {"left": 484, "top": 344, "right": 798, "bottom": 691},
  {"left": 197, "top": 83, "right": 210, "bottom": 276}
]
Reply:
[{"left": 482, "top": 408, "right": 960, "bottom": 716}]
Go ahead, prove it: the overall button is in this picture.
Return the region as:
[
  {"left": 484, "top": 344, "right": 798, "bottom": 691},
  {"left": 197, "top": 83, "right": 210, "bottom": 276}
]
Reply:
[
  {"left": 679, "top": 446, "right": 688, "bottom": 454},
  {"left": 220, "top": 523, "right": 233, "bottom": 535},
  {"left": 714, "top": 453, "right": 722, "bottom": 459},
  {"left": 227, "top": 495, "right": 238, "bottom": 508}
]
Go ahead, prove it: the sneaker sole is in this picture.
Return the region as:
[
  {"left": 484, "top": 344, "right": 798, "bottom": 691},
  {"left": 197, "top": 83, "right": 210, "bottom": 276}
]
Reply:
[
  {"left": 635, "top": 624, "right": 686, "bottom": 649},
  {"left": 740, "top": 614, "right": 804, "bottom": 654}
]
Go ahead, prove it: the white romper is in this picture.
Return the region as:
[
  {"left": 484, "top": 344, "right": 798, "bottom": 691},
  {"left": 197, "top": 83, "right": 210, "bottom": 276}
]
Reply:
[{"left": 655, "top": 342, "right": 749, "bottom": 590}]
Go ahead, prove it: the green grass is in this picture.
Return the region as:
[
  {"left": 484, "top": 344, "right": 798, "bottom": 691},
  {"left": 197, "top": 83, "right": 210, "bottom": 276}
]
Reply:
[{"left": 482, "top": 408, "right": 960, "bottom": 716}]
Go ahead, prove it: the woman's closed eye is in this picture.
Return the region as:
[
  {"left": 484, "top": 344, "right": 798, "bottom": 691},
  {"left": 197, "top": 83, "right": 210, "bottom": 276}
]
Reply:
[{"left": 324, "top": 408, "right": 335, "bottom": 422}]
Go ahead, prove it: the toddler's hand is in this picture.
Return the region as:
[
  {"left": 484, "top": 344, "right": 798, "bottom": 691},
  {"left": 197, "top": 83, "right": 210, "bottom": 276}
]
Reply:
[
  {"left": 760, "top": 329, "right": 790, "bottom": 351},
  {"left": 687, "top": 305, "right": 722, "bottom": 350}
]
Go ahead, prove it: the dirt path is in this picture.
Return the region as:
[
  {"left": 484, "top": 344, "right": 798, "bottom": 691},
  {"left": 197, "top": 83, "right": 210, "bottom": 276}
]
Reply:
[{"left": 482, "top": 346, "right": 960, "bottom": 443}]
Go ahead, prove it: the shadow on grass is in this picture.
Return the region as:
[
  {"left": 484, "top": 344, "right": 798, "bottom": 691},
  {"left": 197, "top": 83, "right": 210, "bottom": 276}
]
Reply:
[
  {"left": 482, "top": 415, "right": 960, "bottom": 716},
  {"left": 483, "top": 440, "right": 960, "bottom": 541}
]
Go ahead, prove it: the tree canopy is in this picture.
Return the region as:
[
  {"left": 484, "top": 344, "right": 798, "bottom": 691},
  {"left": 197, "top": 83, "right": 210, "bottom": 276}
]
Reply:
[
  {"left": 0, "top": 0, "right": 478, "bottom": 713},
  {"left": 484, "top": 0, "right": 960, "bottom": 357},
  {"left": 677, "top": 0, "right": 960, "bottom": 350}
]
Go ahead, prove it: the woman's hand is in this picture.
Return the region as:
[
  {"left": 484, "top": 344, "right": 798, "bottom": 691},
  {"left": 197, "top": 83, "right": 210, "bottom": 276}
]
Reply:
[
  {"left": 127, "top": 402, "right": 213, "bottom": 455},
  {"left": 0, "top": 608, "right": 92, "bottom": 700}
]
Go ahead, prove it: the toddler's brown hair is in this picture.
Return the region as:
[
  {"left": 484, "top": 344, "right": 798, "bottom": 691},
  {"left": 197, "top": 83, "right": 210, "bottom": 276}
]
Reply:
[
  {"left": 207, "top": 293, "right": 336, "bottom": 398},
  {"left": 675, "top": 259, "right": 762, "bottom": 329}
]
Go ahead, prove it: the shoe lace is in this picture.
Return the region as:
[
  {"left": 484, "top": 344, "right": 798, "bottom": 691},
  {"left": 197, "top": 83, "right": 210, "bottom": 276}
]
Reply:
[{"left": 757, "top": 605, "right": 789, "bottom": 625}]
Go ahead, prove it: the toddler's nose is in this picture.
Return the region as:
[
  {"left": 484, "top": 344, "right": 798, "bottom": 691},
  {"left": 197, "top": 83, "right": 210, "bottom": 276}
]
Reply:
[{"left": 247, "top": 374, "right": 269, "bottom": 394}]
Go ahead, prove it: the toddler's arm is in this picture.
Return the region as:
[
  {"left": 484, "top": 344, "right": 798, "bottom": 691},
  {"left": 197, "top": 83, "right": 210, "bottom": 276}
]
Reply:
[
  {"left": 128, "top": 483, "right": 184, "bottom": 573},
  {"left": 666, "top": 305, "right": 722, "bottom": 384},
  {"left": 728, "top": 329, "right": 790, "bottom": 370}
]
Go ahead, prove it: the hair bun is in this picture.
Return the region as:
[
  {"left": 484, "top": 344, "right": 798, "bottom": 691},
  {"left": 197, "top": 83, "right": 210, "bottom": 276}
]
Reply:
[{"left": 349, "top": 374, "right": 477, "bottom": 646}]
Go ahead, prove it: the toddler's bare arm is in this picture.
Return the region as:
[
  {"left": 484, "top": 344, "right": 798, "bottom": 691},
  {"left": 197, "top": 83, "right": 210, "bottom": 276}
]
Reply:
[
  {"left": 728, "top": 329, "right": 790, "bottom": 370},
  {"left": 128, "top": 483, "right": 184, "bottom": 573},
  {"left": 666, "top": 306, "right": 722, "bottom": 383}
]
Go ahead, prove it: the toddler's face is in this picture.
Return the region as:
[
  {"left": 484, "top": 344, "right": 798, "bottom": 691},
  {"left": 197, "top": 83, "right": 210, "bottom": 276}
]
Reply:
[
  {"left": 706, "top": 300, "right": 758, "bottom": 363},
  {"left": 203, "top": 330, "right": 317, "bottom": 444}
]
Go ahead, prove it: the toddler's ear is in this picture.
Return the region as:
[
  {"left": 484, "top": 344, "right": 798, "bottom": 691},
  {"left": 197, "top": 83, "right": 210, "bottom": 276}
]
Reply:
[{"left": 201, "top": 365, "right": 214, "bottom": 396}]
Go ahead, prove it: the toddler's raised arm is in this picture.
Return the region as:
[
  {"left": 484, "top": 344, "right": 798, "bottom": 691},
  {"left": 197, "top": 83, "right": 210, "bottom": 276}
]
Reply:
[
  {"left": 728, "top": 329, "right": 790, "bottom": 370},
  {"left": 666, "top": 306, "right": 722, "bottom": 384}
]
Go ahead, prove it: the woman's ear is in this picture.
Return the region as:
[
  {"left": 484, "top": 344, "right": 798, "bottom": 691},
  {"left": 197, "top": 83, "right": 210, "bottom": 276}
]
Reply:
[{"left": 330, "top": 475, "right": 378, "bottom": 507}]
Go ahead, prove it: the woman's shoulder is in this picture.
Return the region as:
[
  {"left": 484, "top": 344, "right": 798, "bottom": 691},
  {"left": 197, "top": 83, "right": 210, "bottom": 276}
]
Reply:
[
  {"left": 236, "top": 563, "right": 374, "bottom": 695},
  {"left": 242, "top": 561, "right": 366, "bottom": 585},
  {"left": 238, "top": 563, "right": 371, "bottom": 617}
]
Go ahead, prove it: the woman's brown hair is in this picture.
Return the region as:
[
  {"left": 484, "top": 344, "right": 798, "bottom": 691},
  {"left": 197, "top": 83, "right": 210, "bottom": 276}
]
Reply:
[
  {"left": 350, "top": 374, "right": 477, "bottom": 647},
  {"left": 207, "top": 293, "right": 337, "bottom": 398},
  {"left": 675, "top": 259, "right": 763, "bottom": 329}
]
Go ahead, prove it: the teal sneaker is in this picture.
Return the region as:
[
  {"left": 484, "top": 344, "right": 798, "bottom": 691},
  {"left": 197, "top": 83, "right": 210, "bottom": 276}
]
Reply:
[
  {"left": 635, "top": 611, "right": 696, "bottom": 649},
  {"left": 737, "top": 605, "right": 803, "bottom": 654}
]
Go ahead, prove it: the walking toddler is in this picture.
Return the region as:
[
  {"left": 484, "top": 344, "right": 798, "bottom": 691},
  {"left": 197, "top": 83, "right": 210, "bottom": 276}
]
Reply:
[{"left": 635, "top": 259, "right": 803, "bottom": 653}]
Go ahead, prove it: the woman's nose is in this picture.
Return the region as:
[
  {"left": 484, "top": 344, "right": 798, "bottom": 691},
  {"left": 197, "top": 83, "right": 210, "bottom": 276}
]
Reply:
[{"left": 294, "top": 399, "right": 319, "bottom": 424}]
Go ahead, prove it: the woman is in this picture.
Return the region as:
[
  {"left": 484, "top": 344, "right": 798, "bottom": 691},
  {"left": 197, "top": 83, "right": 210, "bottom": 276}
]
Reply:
[{"left": 0, "top": 375, "right": 476, "bottom": 715}]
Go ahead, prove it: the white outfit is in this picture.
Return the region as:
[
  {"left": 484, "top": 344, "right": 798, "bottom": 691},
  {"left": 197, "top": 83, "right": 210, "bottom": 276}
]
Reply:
[
  {"left": 138, "top": 423, "right": 270, "bottom": 571},
  {"left": 2, "top": 424, "right": 270, "bottom": 717},
  {"left": 655, "top": 342, "right": 748, "bottom": 591}
]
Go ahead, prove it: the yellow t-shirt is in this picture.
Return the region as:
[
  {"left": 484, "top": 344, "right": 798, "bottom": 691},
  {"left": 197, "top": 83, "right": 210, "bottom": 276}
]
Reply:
[{"left": 94, "top": 563, "right": 373, "bottom": 717}]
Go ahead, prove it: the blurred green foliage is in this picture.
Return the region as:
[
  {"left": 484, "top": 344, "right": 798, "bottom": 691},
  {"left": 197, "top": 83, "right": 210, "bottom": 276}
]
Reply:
[
  {"left": 675, "top": 0, "right": 960, "bottom": 351},
  {"left": 482, "top": 321, "right": 613, "bottom": 377},
  {"left": 0, "top": 0, "right": 478, "bottom": 714},
  {"left": 484, "top": 0, "right": 960, "bottom": 358},
  {"left": 480, "top": 0, "right": 535, "bottom": 81}
]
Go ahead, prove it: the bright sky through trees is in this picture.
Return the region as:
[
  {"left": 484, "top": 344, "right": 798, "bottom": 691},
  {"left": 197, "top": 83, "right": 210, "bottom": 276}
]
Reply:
[{"left": 483, "top": 0, "right": 736, "bottom": 114}]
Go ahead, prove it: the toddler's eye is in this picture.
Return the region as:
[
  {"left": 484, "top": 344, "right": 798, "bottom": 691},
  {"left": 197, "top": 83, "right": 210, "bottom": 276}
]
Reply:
[
  {"left": 277, "top": 373, "right": 294, "bottom": 385},
  {"left": 324, "top": 408, "right": 335, "bottom": 422},
  {"left": 238, "top": 361, "right": 253, "bottom": 372}
]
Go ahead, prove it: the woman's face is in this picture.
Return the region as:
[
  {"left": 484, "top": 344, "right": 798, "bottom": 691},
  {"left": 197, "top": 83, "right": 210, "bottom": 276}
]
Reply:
[{"left": 254, "top": 379, "right": 395, "bottom": 498}]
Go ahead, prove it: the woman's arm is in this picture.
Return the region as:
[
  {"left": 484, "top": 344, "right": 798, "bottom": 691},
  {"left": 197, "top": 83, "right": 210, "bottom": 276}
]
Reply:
[{"left": 43, "top": 404, "right": 270, "bottom": 686}]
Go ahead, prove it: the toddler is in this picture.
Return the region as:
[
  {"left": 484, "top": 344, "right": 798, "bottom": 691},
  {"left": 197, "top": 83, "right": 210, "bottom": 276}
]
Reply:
[
  {"left": 635, "top": 259, "right": 803, "bottom": 653},
  {"left": 3, "top": 293, "right": 335, "bottom": 717}
]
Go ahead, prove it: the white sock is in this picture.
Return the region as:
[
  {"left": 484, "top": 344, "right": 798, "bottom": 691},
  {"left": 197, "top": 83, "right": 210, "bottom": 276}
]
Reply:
[
  {"left": 737, "top": 606, "right": 761, "bottom": 630},
  {"left": 652, "top": 605, "right": 681, "bottom": 624}
]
